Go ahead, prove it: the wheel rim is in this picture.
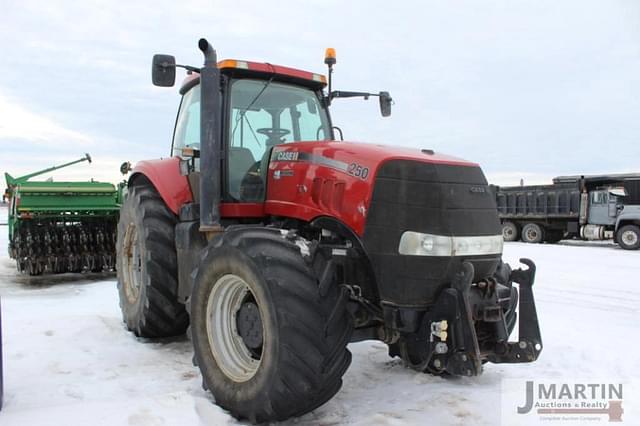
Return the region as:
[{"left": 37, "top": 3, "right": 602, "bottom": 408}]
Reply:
[
  {"left": 122, "top": 223, "right": 143, "bottom": 304},
  {"left": 206, "top": 274, "right": 263, "bottom": 383},
  {"left": 526, "top": 227, "right": 538, "bottom": 241},
  {"left": 503, "top": 225, "right": 515, "bottom": 240},
  {"left": 621, "top": 230, "right": 638, "bottom": 246}
]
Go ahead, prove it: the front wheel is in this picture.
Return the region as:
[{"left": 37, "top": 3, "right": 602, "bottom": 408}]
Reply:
[
  {"left": 617, "top": 225, "right": 640, "bottom": 250},
  {"left": 116, "top": 183, "right": 189, "bottom": 337},
  {"left": 189, "top": 228, "right": 353, "bottom": 423}
]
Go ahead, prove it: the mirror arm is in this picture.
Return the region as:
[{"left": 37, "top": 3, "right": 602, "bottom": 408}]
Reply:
[
  {"left": 158, "top": 62, "right": 201, "bottom": 74},
  {"left": 179, "top": 64, "right": 201, "bottom": 73},
  {"left": 330, "top": 90, "right": 377, "bottom": 100},
  {"left": 176, "top": 64, "right": 201, "bottom": 73}
]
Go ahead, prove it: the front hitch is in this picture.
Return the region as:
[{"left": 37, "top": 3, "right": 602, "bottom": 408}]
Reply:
[
  {"left": 440, "top": 258, "right": 542, "bottom": 375},
  {"left": 486, "top": 258, "right": 543, "bottom": 364},
  {"left": 394, "top": 258, "right": 542, "bottom": 376}
]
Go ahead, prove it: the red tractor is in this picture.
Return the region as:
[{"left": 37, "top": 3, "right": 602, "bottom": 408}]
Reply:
[{"left": 117, "top": 39, "right": 542, "bottom": 423}]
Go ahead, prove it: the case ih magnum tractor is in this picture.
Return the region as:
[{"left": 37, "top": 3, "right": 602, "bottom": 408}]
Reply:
[{"left": 117, "top": 39, "right": 542, "bottom": 422}]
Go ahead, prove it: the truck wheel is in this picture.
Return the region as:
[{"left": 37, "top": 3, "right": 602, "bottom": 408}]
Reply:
[
  {"left": 502, "top": 221, "right": 519, "bottom": 242},
  {"left": 521, "top": 223, "right": 544, "bottom": 244},
  {"left": 116, "top": 183, "right": 188, "bottom": 337},
  {"left": 617, "top": 225, "right": 640, "bottom": 250},
  {"left": 189, "top": 228, "right": 353, "bottom": 423}
]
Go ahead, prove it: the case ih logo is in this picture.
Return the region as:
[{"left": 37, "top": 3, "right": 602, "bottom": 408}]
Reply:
[
  {"left": 503, "top": 380, "right": 625, "bottom": 424},
  {"left": 275, "top": 151, "right": 299, "bottom": 162}
]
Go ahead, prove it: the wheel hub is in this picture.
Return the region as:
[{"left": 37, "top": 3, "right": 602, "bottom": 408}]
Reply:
[
  {"left": 206, "top": 274, "right": 264, "bottom": 383},
  {"left": 123, "top": 223, "right": 142, "bottom": 304},
  {"left": 622, "top": 230, "right": 638, "bottom": 246},
  {"left": 236, "top": 301, "right": 263, "bottom": 351}
]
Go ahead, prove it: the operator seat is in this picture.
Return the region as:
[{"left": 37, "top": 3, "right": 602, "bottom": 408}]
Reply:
[
  {"left": 228, "top": 147, "right": 256, "bottom": 200},
  {"left": 237, "top": 129, "right": 289, "bottom": 201}
]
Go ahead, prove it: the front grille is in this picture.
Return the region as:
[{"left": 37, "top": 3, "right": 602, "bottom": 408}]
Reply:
[{"left": 362, "top": 160, "right": 501, "bottom": 307}]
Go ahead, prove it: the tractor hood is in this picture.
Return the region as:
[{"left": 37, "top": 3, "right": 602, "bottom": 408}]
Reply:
[
  {"left": 270, "top": 141, "right": 478, "bottom": 173},
  {"left": 266, "top": 140, "right": 494, "bottom": 236},
  {"left": 267, "top": 140, "right": 502, "bottom": 307}
]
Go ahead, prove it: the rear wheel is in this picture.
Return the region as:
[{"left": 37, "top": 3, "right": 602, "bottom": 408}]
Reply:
[
  {"left": 116, "top": 183, "right": 188, "bottom": 337},
  {"left": 521, "top": 223, "right": 544, "bottom": 244},
  {"left": 617, "top": 225, "right": 640, "bottom": 250},
  {"left": 189, "top": 228, "right": 353, "bottom": 423},
  {"left": 502, "top": 221, "right": 519, "bottom": 242}
]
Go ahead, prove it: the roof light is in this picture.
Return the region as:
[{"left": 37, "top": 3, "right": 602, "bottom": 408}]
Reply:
[
  {"left": 217, "top": 60, "right": 250, "bottom": 70},
  {"left": 217, "top": 59, "right": 237, "bottom": 69},
  {"left": 324, "top": 48, "right": 336, "bottom": 66},
  {"left": 312, "top": 73, "right": 327, "bottom": 83}
]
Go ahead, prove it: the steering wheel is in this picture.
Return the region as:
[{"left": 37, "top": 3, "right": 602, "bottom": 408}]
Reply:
[{"left": 257, "top": 128, "right": 290, "bottom": 146}]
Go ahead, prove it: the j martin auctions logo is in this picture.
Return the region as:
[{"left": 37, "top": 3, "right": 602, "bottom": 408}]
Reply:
[{"left": 516, "top": 380, "right": 624, "bottom": 422}]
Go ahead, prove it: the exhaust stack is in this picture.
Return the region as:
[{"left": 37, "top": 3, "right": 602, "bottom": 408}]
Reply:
[{"left": 198, "top": 38, "right": 223, "bottom": 233}]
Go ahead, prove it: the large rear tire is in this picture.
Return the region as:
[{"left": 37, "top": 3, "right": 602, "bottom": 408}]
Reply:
[
  {"left": 189, "top": 228, "right": 353, "bottom": 423},
  {"left": 116, "top": 183, "right": 188, "bottom": 337}
]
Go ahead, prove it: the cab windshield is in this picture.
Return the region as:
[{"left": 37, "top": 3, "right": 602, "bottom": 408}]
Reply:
[{"left": 227, "top": 79, "right": 331, "bottom": 201}]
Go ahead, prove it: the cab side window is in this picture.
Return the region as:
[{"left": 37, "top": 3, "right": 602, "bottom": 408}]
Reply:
[
  {"left": 591, "top": 191, "right": 607, "bottom": 204},
  {"left": 172, "top": 86, "right": 201, "bottom": 157}
]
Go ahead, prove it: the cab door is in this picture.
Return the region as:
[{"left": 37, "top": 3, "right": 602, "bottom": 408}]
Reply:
[{"left": 588, "top": 190, "right": 614, "bottom": 225}]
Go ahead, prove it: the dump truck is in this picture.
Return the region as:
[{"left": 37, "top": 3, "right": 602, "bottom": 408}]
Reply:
[
  {"left": 117, "top": 39, "right": 542, "bottom": 423},
  {"left": 5, "top": 155, "right": 122, "bottom": 275},
  {"left": 495, "top": 176, "right": 640, "bottom": 250}
]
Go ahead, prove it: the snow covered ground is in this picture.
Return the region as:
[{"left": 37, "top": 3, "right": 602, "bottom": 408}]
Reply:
[{"left": 0, "top": 204, "right": 638, "bottom": 425}]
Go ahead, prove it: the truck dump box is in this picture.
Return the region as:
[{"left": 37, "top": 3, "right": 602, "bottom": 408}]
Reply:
[{"left": 494, "top": 182, "right": 582, "bottom": 219}]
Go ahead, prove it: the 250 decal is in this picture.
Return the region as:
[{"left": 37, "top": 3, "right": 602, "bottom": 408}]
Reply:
[{"left": 347, "top": 163, "right": 369, "bottom": 180}]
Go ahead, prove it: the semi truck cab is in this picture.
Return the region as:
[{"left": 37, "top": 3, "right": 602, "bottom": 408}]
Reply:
[{"left": 587, "top": 187, "right": 626, "bottom": 225}]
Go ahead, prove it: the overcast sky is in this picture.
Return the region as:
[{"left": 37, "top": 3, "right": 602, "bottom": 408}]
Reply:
[{"left": 1, "top": 0, "right": 639, "bottom": 186}]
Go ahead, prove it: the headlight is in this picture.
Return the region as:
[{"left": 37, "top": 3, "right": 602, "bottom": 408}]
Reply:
[{"left": 398, "top": 231, "right": 503, "bottom": 256}]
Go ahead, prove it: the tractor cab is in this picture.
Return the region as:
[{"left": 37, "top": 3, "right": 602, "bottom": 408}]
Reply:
[
  {"left": 151, "top": 44, "right": 392, "bottom": 231},
  {"left": 171, "top": 61, "right": 334, "bottom": 203}
]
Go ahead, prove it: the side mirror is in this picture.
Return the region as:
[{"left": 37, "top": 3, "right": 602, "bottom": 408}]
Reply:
[
  {"left": 152, "top": 54, "right": 176, "bottom": 87},
  {"left": 379, "top": 91, "right": 392, "bottom": 117},
  {"left": 119, "top": 161, "right": 132, "bottom": 175}
]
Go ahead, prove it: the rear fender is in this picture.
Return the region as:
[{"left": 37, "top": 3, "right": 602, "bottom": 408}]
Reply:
[{"left": 129, "top": 157, "right": 193, "bottom": 215}]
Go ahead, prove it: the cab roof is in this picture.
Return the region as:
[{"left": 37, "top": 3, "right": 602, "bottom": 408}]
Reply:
[{"left": 180, "top": 59, "right": 327, "bottom": 94}]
